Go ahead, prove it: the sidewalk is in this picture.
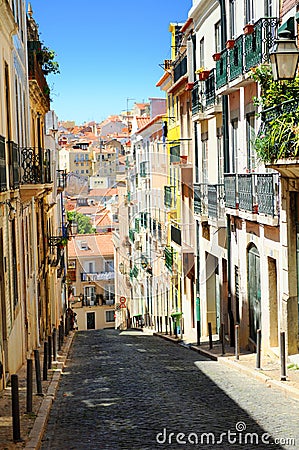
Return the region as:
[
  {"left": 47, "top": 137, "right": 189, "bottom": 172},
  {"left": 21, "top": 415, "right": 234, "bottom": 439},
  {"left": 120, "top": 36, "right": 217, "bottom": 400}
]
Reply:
[
  {"left": 154, "top": 331, "right": 299, "bottom": 401},
  {"left": 0, "top": 331, "right": 74, "bottom": 449}
]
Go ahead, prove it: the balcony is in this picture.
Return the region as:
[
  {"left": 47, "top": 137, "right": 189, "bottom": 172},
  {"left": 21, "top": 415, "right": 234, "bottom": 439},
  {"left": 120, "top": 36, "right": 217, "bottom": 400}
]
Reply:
[
  {"left": 171, "top": 224, "right": 181, "bottom": 246},
  {"left": 0, "top": 136, "right": 6, "bottom": 192},
  {"left": 192, "top": 81, "right": 202, "bottom": 116},
  {"left": 224, "top": 173, "right": 279, "bottom": 221},
  {"left": 216, "top": 51, "right": 228, "bottom": 89},
  {"left": 81, "top": 272, "right": 115, "bottom": 281},
  {"left": 140, "top": 161, "right": 148, "bottom": 177},
  {"left": 173, "top": 52, "right": 187, "bottom": 83},
  {"left": 57, "top": 169, "right": 66, "bottom": 191},
  {"left": 207, "top": 184, "right": 225, "bottom": 220},
  {"left": 164, "top": 185, "right": 175, "bottom": 209},
  {"left": 27, "top": 41, "right": 50, "bottom": 110},
  {"left": 216, "top": 18, "right": 278, "bottom": 92},
  {"left": 20, "top": 147, "right": 52, "bottom": 185},
  {"left": 193, "top": 183, "right": 208, "bottom": 216},
  {"left": 129, "top": 228, "right": 135, "bottom": 243},
  {"left": 164, "top": 246, "right": 173, "bottom": 271}
]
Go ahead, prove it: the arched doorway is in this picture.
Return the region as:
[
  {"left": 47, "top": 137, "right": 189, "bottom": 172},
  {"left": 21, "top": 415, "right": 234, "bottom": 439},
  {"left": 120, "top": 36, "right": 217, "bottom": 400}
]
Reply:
[{"left": 247, "top": 244, "right": 261, "bottom": 343}]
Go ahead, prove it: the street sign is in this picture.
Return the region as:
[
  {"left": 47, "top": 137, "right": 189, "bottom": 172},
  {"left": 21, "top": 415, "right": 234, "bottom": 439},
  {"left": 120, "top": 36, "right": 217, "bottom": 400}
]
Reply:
[{"left": 119, "top": 296, "right": 126, "bottom": 308}]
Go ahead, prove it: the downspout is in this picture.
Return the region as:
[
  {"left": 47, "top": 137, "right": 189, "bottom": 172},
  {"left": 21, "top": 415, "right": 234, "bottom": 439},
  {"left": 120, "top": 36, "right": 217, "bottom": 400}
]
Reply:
[{"left": 218, "top": 0, "right": 235, "bottom": 345}]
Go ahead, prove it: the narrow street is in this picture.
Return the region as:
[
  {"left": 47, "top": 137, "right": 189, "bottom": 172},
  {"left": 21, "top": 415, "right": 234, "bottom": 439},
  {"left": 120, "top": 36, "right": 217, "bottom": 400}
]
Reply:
[{"left": 41, "top": 329, "right": 299, "bottom": 449}]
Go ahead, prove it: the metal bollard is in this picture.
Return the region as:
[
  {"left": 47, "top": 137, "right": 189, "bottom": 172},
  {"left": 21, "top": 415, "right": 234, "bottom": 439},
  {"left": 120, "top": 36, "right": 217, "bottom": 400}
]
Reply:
[
  {"left": 53, "top": 328, "right": 57, "bottom": 362},
  {"left": 220, "top": 323, "right": 225, "bottom": 355},
  {"left": 165, "top": 316, "right": 168, "bottom": 335},
  {"left": 61, "top": 316, "right": 64, "bottom": 340},
  {"left": 26, "top": 359, "right": 33, "bottom": 413},
  {"left": 43, "top": 342, "right": 48, "bottom": 381},
  {"left": 156, "top": 316, "right": 159, "bottom": 333},
  {"left": 235, "top": 325, "right": 240, "bottom": 360},
  {"left": 34, "top": 350, "right": 43, "bottom": 396},
  {"left": 280, "top": 331, "right": 287, "bottom": 381},
  {"left": 169, "top": 317, "right": 172, "bottom": 336},
  {"left": 11, "top": 374, "right": 21, "bottom": 442},
  {"left": 256, "top": 329, "right": 261, "bottom": 369},
  {"left": 208, "top": 322, "right": 213, "bottom": 349},
  {"left": 65, "top": 314, "right": 68, "bottom": 336},
  {"left": 48, "top": 335, "right": 52, "bottom": 370},
  {"left": 197, "top": 320, "right": 201, "bottom": 346},
  {"left": 58, "top": 324, "right": 62, "bottom": 351}
]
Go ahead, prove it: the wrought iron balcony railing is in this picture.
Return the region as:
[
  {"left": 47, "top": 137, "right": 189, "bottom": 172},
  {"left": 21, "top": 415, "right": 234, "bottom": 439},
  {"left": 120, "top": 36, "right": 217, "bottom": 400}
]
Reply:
[
  {"left": 224, "top": 172, "right": 279, "bottom": 216},
  {"left": 229, "top": 35, "right": 244, "bottom": 81},
  {"left": 81, "top": 271, "right": 115, "bottom": 281},
  {"left": 164, "top": 185, "right": 175, "bottom": 209},
  {"left": 0, "top": 136, "right": 6, "bottom": 192},
  {"left": 216, "top": 18, "right": 278, "bottom": 89},
  {"left": 193, "top": 183, "right": 208, "bottom": 215},
  {"left": 224, "top": 174, "right": 237, "bottom": 209},
  {"left": 140, "top": 161, "right": 148, "bottom": 177},
  {"left": 164, "top": 246, "right": 173, "bottom": 271},
  {"left": 171, "top": 224, "right": 181, "bottom": 246},
  {"left": 204, "top": 69, "right": 217, "bottom": 108},
  {"left": 57, "top": 169, "right": 66, "bottom": 190},
  {"left": 20, "top": 147, "right": 52, "bottom": 184},
  {"left": 216, "top": 51, "right": 228, "bottom": 89},
  {"left": 207, "top": 184, "right": 225, "bottom": 219},
  {"left": 192, "top": 81, "right": 202, "bottom": 116},
  {"left": 173, "top": 52, "right": 187, "bottom": 83}
]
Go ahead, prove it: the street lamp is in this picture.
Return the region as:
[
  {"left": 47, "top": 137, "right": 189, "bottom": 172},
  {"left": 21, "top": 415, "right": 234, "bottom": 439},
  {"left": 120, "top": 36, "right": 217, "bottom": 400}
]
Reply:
[{"left": 269, "top": 31, "right": 299, "bottom": 81}]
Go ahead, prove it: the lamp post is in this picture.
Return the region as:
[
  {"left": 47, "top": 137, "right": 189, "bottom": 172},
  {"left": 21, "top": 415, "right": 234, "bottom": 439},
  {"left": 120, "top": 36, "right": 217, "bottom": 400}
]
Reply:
[{"left": 269, "top": 30, "right": 299, "bottom": 81}]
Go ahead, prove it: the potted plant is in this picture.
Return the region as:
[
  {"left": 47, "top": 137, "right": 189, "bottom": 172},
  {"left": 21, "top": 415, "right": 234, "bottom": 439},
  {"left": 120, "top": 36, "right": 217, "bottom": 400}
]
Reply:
[
  {"left": 196, "top": 68, "right": 210, "bottom": 81},
  {"left": 244, "top": 23, "right": 254, "bottom": 35},
  {"left": 226, "top": 39, "right": 235, "bottom": 49},
  {"left": 213, "top": 52, "right": 221, "bottom": 61}
]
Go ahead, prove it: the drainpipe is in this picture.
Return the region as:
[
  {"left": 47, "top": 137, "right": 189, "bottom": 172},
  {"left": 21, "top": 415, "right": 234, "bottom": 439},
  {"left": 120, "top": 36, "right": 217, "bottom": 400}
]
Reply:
[{"left": 218, "top": 0, "right": 235, "bottom": 346}]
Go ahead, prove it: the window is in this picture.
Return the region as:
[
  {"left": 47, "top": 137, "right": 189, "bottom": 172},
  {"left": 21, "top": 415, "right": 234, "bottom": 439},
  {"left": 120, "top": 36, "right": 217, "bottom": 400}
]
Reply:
[
  {"left": 245, "top": 0, "right": 255, "bottom": 24},
  {"left": 105, "top": 260, "right": 114, "bottom": 272},
  {"left": 215, "top": 21, "right": 221, "bottom": 53},
  {"left": 246, "top": 113, "right": 256, "bottom": 171},
  {"left": 230, "top": 0, "right": 237, "bottom": 39},
  {"left": 231, "top": 119, "right": 238, "bottom": 173},
  {"left": 265, "top": 0, "right": 273, "bottom": 17},
  {"left": 199, "top": 38, "right": 205, "bottom": 68},
  {"left": 106, "top": 310, "right": 115, "bottom": 323}
]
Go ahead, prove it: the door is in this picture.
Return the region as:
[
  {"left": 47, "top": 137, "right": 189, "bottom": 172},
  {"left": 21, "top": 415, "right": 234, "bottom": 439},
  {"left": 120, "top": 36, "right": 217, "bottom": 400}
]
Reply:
[
  {"left": 248, "top": 245, "right": 261, "bottom": 342},
  {"left": 86, "top": 312, "right": 95, "bottom": 330}
]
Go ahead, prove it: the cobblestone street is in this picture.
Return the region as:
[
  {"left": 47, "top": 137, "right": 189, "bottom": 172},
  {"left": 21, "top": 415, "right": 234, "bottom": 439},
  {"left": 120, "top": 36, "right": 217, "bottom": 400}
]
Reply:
[{"left": 41, "top": 329, "right": 299, "bottom": 449}]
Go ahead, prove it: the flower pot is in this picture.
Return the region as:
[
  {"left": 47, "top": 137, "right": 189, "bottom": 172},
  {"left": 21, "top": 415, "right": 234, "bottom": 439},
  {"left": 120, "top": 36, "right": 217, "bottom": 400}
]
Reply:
[
  {"left": 243, "top": 24, "right": 254, "bottom": 35},
  {"left": 226, "top": 39, "right": 235, "bottom": 49},
  {"left": 198, "top": 70, "right": 210, "bottom": 81},
  {"left": 185, "top": 82, "right": 195, "bottom": 91},
  {"left": 213, "top": 52, "right": 221, "bottom": 61}
]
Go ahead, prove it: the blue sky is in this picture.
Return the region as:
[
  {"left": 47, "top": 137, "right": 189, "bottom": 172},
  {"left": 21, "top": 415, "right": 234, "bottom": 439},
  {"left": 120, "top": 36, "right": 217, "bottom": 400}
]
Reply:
[{"left": 30, "top": 0, "right": 192, "bottom": 124}]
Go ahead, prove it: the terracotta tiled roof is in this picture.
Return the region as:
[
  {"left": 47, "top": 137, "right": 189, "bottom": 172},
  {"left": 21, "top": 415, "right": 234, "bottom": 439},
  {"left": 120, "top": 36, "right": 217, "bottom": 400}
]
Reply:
[
  {"left": 281, "top": 0, "right": 296, "bottom": 16},
  {"left": 68, "top": 233, "right": 114, "bottom": 258},
  {"left": 136, "top": 117, "right": 151, "bottom": 129}
]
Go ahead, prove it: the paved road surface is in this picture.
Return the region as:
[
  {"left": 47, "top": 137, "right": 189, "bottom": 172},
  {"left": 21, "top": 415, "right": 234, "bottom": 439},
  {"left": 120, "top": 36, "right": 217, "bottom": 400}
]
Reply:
[{"left": 41, "top": 329, "right": 299, "bottom": 449}]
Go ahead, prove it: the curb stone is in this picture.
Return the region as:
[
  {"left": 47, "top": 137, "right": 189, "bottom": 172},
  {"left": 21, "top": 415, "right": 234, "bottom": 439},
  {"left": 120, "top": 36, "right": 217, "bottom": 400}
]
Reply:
[{"left": 24, "top": 332, "right": 74, "bottom": 450}]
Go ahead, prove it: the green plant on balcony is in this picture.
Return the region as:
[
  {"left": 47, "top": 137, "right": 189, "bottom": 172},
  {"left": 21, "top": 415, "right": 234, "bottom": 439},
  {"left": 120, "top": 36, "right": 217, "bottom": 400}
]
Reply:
[
  {"left": 37, "top": 43, "right": 60, "bottom": 76},
  {"left": 250, "top": 64, "right": 299, "bottom": 162}
]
